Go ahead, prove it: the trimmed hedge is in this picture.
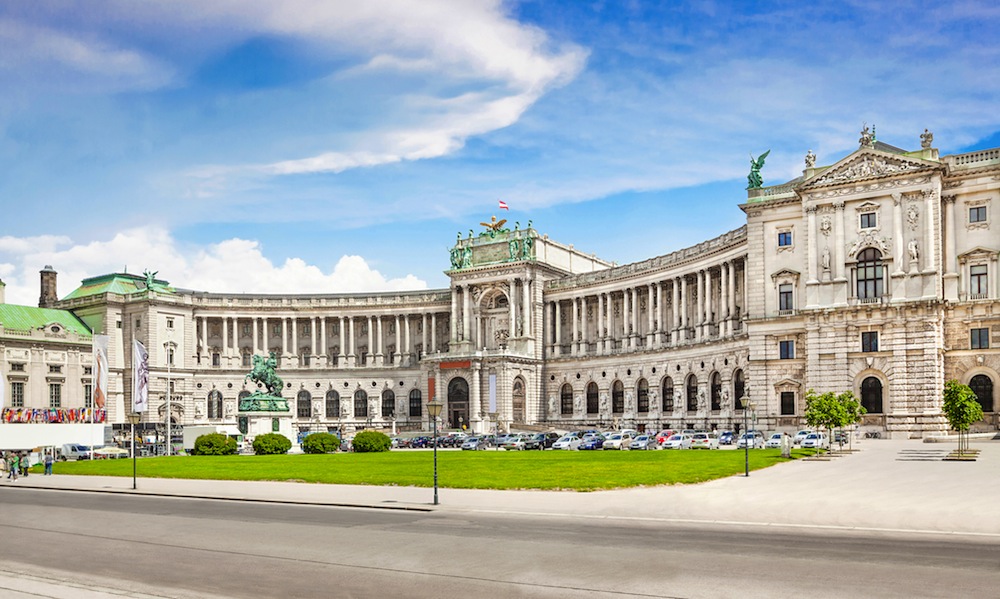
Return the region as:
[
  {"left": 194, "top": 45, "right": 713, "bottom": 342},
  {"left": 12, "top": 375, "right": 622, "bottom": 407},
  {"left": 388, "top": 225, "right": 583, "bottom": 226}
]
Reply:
[
  {"left": 352, "top": 430, "right": 391, "bottom": 453},
  {"left": 252, "top": 433, "right": 292, "bottom": 455},
  {"left": 301, "top": 432, "right": 341, "bottom": 454},
  {"left": 192, "top": 433, "right": 238, "bottom": 456}
]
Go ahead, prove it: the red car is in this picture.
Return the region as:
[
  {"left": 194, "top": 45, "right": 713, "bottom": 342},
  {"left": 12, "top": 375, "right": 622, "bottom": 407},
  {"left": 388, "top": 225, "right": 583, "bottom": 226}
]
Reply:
[{"left": 655, "top": 430, "right": 676, "bottom": 446}]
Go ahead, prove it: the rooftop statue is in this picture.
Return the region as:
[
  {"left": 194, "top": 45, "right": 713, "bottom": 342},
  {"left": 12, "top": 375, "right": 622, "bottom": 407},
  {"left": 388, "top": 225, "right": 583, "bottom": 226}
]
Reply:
[
  {"left": 746, "top": 150, "right": 770, "bottom": 190},
  {"left": 142, "top": 269, "right": 158, "bottom": 289},
  {"left": 480, "top": 215, "right": 508, "bottom": 237},
  {"left": 920, "top": 128, "right": 934, "bottom": 149},
  {"left": 805, "top": 149, "right": 816, "bottom": 168}
]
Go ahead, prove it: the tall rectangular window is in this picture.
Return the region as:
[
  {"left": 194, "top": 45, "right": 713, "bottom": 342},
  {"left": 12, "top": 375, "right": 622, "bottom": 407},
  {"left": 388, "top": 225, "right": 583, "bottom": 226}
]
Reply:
[
  {"left": 780, "top": 392, "right": 796, "bottom": 415},
  {"left": 212, "top": 353, "right": 221, "bottom": 367},
  {"left": 779, "top": 340, "right": 795, "bottom": 359},
  {"left": 970, "top": 206, "right": 986, "bottom": 223},
  {"left": 970, "top": 265, "right": 988, "bottom": 296},
  {"left": 971, "top": 328, "right": 990, "bottom": 350},
  {"left": 779, "top": 284, "right": 794, "bottom": 311},
  {"left": 49, "top": 383, "right": 62, "bottom": 408},
  {"left": 860, "top": 212, "right": 877, "bottom": 228},
  {"left": 167, "top": 347, "right": 175, "bottom": 366},
  {"left": 166, "top": 317, "right": 174, "bottom": 329},
  {"left": 84, "top": 384, "right": 93, "bottom": 408},
  {"left": 777, "top": 231, "right": 792, "bottom": 247},
  {"left": 862, "top": 331, "right": 879, "bottom": 352},
  {"left": 11, "top": 382, "right": 24, "bottom": 407}
]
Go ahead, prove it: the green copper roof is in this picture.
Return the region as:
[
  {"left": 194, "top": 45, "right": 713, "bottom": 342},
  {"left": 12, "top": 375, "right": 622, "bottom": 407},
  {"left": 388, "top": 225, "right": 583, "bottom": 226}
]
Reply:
[
  {"left": 62, "top": 272, "right": 174, "bottom": 301},
  {"left": 0, "top": 304, "right": 92, "bottom": 337}
]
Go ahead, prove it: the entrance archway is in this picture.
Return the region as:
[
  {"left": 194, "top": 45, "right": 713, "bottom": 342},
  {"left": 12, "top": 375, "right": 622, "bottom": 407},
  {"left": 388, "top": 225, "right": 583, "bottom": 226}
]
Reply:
[
  {"left": 447, "top": 377, "right": 470, "bottom": 430},
  {"left": 512, "top": 377, "right": 526, "bottom": 422},
  {"left": 861, "top": 376, "right": 883, "bottom": 414}
]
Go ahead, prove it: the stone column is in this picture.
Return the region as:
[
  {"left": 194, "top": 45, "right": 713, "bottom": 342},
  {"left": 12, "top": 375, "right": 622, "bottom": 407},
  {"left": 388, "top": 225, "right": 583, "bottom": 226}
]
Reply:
[
  {"left": 508, "top": 279, "right": 517, "bottom": 341},
  {"left": 404, "top": 315, "right": 411, "bottom": 364},
  {"left": 579, "top": 297, "right": 588, "bottom": 355},
  {"left": 704, "top": 268, "right": 713, "bottom": 338},
  {"left": 892, "top": 193, "right": 905, "bottom": 275},
  {"left": 251, "top": 317, "right": 259, "bottom": 354},
  {"left": 597, "top": 293, "right": 605, "bottom": 354},
  {"left": 655, "top": 282, "right": 664, "bottom": 347},
  {"left": 450, "top": 288, "right": 458, "bottom": 342},
  {"left": 430, "top": 313, "right": 437, "bottom": 353},
  {"left": 806, "top": 206, "right": 818, "bottom": 284},
  {"left": 263, "top": 317, "right": 269, "bottom": 353},
  {"left": 630, "top": 287, "right": 638, "bottom": 350},
  {"left": 463, "top": 286, "right": 472, "bottom": 342},
  {"left": 339, "top": 317, "right": 346, "bottom": 364},
  {"left": 522, "top": 279, "right": 531, "bottom": 338},
  {"left": 647, "top": 283, "right": 655, "bottom": 347},
  {"left": 945, "top": 195, "right": 957, "bottom": 274},
  {"left": 394, "top": 314, "right": 402, "bottom": 364},
  {"left": 671, "top": 279, "right": 680, "bottom": 344},
  {"left": 281, "top": 318, "right": 289, "bottom": 356},
  {"left": 291, "top": 318, "right": 298, "bottom": 361},
  {"left": 318, "top": 317, "right": 326, "bottom": 365},
  {"left": 375, "top": 316, "right": 384, "bottom": 366},
  {"left": 311, "top": 317, "right": 318, "bottom": 366},
  {"left": 554, "top": 301, "right": 562, "bottom": 356},
  {"left": 728, "top": 262, "right": 737, "bottom": 323},
  {"left": 571, "top": 296, "right": 579, "bottom": 356},
  {"left": 680, "top": 276, "right": 688, "bottom": 340},
  {"left": 720, "top": 263, "right": 729, "bottom": 337},
  {"left": 834, "top": 202, "right": 846, "bottom": 281},
  {"left": 222, "top": 316, "right": 229, "bottom": 361},
  {"left": 695, "top": 271, "right": 704, "bottom": 341},
  {"left": 924, "top": 189, "right": 937, "bottom": 272},
  {"left": 348, "top": 317, "right": 356, "bottom": 366},
  {"left": 198, "top": 316, "right": 206, "bottom": 359}
]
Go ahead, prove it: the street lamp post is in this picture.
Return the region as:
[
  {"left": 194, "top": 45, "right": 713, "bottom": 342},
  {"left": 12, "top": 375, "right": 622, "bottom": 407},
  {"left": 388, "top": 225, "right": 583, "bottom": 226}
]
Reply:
[
  {"left": 740, "top": 395, "right": 754, "bottom": 477},
  {"left": 126, "top": 412, "right": 141, "bottom": 490},
  {"left": 427, "top": 400, "right": 444, "bottom": 505}
]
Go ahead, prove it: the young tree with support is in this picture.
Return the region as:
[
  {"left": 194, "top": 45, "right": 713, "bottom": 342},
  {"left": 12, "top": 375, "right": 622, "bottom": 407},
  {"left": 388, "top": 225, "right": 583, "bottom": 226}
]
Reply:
[
  {"left": 942, "top": 380, "right": 983, "bottom": 458},
  {"left": 804, "top": 389, "right": 865, "bottom": 452}
]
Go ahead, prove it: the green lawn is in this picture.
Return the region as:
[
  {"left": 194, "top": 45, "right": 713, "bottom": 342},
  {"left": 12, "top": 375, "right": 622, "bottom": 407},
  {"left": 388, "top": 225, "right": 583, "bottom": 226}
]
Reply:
[{"left": 47, "top": 448, "right": 822, "bottom": 491}]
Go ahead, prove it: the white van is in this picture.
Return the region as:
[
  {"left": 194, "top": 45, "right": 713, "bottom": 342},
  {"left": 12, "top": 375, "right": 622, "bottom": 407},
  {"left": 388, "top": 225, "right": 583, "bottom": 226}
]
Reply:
[{"left": 58, "top": 444, "right": 91, "bottom": 460}]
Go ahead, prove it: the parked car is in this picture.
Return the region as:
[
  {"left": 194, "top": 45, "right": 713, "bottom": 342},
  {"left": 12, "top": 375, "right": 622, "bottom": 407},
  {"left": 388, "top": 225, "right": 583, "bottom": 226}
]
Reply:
[
  {"left": 833, "top": 430, "right": 850, "bottom": 445},
  {"left": 552, "top": 434, "right": 583, "bottom": 450},
  {"left": 501, "top": 433, "right": 533, "bottom": 451},
  {"left": 718, "top": 431, "right": 735, "bottom": 445},
  {"left": 690, "top": 432, "right": 719, "bottom": 449},
  {"left": 654, "top": 430, "right": 676, "bottom": 446},
  {"left": 793, "top": 430, "right": 814, "bottom": 446},
  {"left": 737, "top": 431, "right": 765, "bottom": 449},
  {"left": 629, "top": 434, "right": 658, "bottom": 450},
  {"left": 661, "top": 434, "right": 692, "bottom": 449},
  {"left": 602, "top": 433, "right": 633, "bottom": 450},
  {"left": 801, "top": 433, "right": 829, "bottom": 449},
  {"left": 460, "top": 437, "right": 488, "bottom": 450},
  {"left": 524, "top": 432, "right": 561, "bottom": 450},
  {"left": 765, "top": 433, "right": 784, "bottom": 449},
  {"left": 578, "top": 435, "right": 606, "bottom": 450}
]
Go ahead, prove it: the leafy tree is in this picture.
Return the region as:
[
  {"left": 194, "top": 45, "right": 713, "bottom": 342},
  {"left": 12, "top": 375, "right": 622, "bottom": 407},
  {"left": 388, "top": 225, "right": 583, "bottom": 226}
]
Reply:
[
  {"left": 942, "top": 379, "right": 984, "bottom": 456},
  {"left": 192, "top": 433, "right": 238, "bottom": 456},
  {"left": 301, "top": 432, "right": 341, "bottom": 454},
  {"left": 352, "top": 430, "right": 391, "bottom": 453},
  {"left": 804, "top": 389, "right": 866, "bottom": 449},
  {"left": 253, "top": 433, "right": 292, "bottom": 455}
]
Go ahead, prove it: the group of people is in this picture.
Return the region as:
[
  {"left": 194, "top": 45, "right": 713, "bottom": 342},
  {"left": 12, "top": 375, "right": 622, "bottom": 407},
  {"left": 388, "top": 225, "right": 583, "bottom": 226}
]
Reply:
[{"left": 2, "top": 451, "right": 56, "bottom": 480}]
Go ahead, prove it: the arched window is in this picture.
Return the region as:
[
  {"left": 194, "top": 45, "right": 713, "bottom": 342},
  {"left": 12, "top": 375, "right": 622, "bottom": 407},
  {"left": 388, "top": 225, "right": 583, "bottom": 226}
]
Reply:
[
  {"left": 969, "top": 375, "right": 994, "bottom": 412},
  {"left": 861, "top": 377, "right": 883, "bottom": 414},
  {"left": 733, "top": 369, "right": 745, "bottom": 410},
  {"left": 612, "top": 380, "right": 624, "bottom": 413},
  {"left": 512, "top": 377, "right": 526, "bottom": 422},
  {"left": 856, "top": 248, "right": 884, "bottom": 299},
  {"left": 208, "top": 389, "right": 223, "bottom": 419},
  {"left": 354, "top": 389, "right": 368, "bottom": 418},
  {"left": 661, "top": 377, "right": 674, "bottom": 412},
  {"left": 586, "top": 382, "right": 599, "bottom": 414},
  {"left": 687, "top": 375, "right": 698, "bottom": 411},
  {"left": 325, "top": 390, "right": 340, "bottom": 418},
  {"left": 711, "top": 373, "right": 722, "bottom": 411},
  {"left": 409, "top": 389, "right": 423, "bottom": 417},
  {"left": 297, "top": 390, "right": 312, "bottom": 418},
  {"left": 238, "top": 389, "right": 251, "bottom": 402},
  {"left": 637, "top": 379, "right": 649, "bottom": 413},
  {"left": 382, "top": 390, "right": 395, "bottom": 417},
  {"left": 560, "top": 384, "right": 573, "bottom": 415}
]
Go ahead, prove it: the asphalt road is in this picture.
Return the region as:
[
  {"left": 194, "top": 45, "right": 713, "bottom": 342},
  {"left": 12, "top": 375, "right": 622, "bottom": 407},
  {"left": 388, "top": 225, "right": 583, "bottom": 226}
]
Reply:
[{"left": 1, "top": 488, "right": 996, "bottom": 599}]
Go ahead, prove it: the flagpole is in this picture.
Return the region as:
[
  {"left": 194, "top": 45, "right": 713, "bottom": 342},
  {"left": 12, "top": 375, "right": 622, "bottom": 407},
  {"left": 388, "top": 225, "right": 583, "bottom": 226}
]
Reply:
[
  {"left": 165, "top": 341, "right": 172, "bottom": 457},
  {"left": 89, "top": 336, "right": 95, "bottom": 461}
]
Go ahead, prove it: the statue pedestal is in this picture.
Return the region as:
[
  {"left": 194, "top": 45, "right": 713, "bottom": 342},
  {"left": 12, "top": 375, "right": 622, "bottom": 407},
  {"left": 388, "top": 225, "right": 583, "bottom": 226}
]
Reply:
[{"left": 238, "top": 393, "right": 295, "bottom": 449}]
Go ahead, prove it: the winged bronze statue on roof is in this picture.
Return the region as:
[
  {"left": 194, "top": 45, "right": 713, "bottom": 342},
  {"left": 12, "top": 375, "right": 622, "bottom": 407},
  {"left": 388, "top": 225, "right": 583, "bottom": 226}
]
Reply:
[{"left": 480, "top": 215, "right": 509, "bottom": 238}]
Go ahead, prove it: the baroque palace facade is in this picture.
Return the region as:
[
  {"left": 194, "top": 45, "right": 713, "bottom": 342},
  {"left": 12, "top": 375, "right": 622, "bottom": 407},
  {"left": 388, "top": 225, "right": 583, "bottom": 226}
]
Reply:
[{"left": 2, "top": 129, "right": 998, "bottom": 439}]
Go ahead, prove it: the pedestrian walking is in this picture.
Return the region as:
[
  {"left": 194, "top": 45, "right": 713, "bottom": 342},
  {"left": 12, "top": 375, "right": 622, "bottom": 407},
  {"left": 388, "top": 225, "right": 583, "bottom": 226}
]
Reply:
[
  {"left": 9, "top": 454, "right": 19, "bottom": 481},
  {"left": 44, "top": 452, "right": 54, "bottom": 475}
]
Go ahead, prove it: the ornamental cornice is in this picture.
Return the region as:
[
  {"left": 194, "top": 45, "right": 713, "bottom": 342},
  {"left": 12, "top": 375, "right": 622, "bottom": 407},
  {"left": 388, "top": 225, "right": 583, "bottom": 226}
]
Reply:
[
  {"left": 805, "top": 175, "right": 932, "bottom": 200},
  {"left": 800, "top": 150, "right": 941, "bottom": 191}
]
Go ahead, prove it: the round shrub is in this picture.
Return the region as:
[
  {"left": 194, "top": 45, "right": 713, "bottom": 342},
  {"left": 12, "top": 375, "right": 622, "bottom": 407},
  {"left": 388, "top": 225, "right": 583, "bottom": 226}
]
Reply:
[
  {"left": 192, "top": 433, "right": 238, "bottom": 456},
  {"left": 352, "top": 430, "right": 391, "bottom": 453},
  {"left": 301, "top": 432, "right": 341, "bottom": 454},
  {"left": 252, "top": 432, "right": 292, "bottom": 455}
]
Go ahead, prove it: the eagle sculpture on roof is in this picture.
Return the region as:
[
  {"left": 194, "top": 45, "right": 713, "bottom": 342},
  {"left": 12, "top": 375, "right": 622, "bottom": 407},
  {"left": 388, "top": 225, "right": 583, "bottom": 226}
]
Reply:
[{"left": 480, "top": 215, "right": 507, "bottom": 232}]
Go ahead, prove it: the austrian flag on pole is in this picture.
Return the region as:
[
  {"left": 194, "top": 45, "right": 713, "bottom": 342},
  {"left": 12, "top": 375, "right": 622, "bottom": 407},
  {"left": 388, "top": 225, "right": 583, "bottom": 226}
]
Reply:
[{"left": 498, "top": 200, "right": 508, "bottom": 210}]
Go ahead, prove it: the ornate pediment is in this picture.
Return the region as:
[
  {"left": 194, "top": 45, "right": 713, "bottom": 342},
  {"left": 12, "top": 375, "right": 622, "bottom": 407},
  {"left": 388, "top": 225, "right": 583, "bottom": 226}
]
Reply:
[
  {"left": 800, "top": 150, "right": 939, "bottom": 190},
  {"left": 770, "top": 268, "right": 801, "bottom": 282},
  {"left": 848, "top": 230, "right": 892, "bottom": 258},
  {"left": 957, "top": 246, "right": 999, "bottom": 263},
  {"left": 773, "top": 378, "right": 801, "bottom": 390}
]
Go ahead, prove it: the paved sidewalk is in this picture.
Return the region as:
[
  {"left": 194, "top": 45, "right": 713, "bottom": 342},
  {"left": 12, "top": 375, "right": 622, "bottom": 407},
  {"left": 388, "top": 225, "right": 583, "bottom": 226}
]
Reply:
[{"left": 7, "top": 439, "right": 999, "bottom": 537}]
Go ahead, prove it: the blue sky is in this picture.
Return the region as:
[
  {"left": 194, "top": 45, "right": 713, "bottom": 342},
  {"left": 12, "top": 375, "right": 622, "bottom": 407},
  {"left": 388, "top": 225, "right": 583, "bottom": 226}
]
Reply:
[{"left": 1, "top": 0, "right": 999, "bottom": 305}]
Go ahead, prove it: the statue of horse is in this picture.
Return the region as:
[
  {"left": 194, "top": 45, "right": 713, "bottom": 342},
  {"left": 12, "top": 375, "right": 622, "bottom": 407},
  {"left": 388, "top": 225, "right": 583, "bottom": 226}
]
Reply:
[{"left": 245, "top": 352, "right": 284, "bottom": 396}]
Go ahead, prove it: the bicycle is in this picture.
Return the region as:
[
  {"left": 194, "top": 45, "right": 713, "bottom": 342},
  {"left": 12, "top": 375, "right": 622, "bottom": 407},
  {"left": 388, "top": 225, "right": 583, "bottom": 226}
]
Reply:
[{"left": 864, "top": 431, "right": 881, "bottom": 439}]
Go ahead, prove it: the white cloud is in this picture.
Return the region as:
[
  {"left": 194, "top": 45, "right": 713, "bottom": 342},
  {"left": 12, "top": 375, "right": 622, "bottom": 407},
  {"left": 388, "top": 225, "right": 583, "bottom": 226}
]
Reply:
[{"left": 0, "top": 228, "right": 426, "bottom": 306}]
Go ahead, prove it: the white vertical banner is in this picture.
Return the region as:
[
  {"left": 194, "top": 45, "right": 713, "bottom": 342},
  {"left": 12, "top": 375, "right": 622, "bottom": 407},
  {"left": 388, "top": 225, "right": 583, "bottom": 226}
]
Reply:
[
  {"left": 93, "top": 335, "right": 109, "bottom": 409},
  {"left": 132, "top": 340, "right": 149, "bottom": 413},
  {"left": 488, "top": 373, "right": 497, "bottom": 413}
]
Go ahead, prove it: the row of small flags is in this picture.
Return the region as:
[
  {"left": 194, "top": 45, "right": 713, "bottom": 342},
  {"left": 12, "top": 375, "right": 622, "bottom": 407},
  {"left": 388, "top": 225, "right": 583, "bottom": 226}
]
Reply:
[{"left": 2, "top": 408, "right": 107, "bottom": 423}]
